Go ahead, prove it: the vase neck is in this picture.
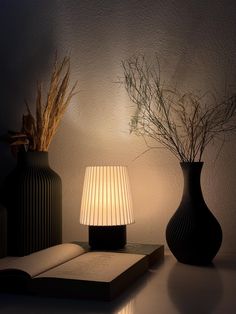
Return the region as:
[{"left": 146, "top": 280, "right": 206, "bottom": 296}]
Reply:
[
  {"left": 180, "top": 162, "right": 204, "bottom": 203},
  {"left": 17, "top": 151, "right": 49, "bottom": 168}
]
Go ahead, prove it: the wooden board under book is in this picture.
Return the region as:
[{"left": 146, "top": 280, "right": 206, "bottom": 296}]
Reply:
[{"left": 75, "top": 242, "right": 164, "bottom": 266}]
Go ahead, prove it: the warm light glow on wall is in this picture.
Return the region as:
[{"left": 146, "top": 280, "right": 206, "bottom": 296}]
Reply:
[{"left": 80, "top": 166, "right": 134, "bottom": 226}]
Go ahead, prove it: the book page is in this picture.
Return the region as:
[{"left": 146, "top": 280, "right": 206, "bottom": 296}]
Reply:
[
  {"left": 0, "top": 243, "right": 85, "bottom": 278},
  {"left": 35, "top": 252, "right": 145, "bottom": 282}
]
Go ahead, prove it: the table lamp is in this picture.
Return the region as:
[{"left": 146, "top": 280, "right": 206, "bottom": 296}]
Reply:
[{"left": 80, "top": 166, "right": 134, "bottom": 249}]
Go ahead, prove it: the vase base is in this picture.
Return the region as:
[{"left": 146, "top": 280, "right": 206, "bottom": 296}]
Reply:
[{"left": 176, "top": 258, "right": 214, "bottom": 267}]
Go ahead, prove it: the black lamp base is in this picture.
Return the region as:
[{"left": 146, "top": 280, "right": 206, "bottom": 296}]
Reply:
[{"left": 89, "top": 225, "right": 127, "bottom": 249}]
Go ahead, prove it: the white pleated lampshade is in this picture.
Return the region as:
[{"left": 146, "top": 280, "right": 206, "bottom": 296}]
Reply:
[{"left": 80, "top": 166, "right": 134, "bottom": 226}]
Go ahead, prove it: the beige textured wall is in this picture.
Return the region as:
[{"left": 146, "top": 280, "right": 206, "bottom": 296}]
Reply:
[{"left": 1, "top": 1, "right": 236, "bottom": 253}]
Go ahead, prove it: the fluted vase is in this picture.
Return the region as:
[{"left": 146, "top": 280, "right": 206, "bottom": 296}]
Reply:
[
  {"left": 0, "top": 203, "right": 7, "bottom": 257},
  {"left": 166, "top": 162, "right": 222, "bottom": 265},
  {"left": 4, "top": 151, "right": 62, "bottom": 256}
]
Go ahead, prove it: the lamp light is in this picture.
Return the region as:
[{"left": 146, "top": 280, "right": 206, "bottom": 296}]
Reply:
[{"left": 80, "top": 166, "right": 134, "bottom": 249}]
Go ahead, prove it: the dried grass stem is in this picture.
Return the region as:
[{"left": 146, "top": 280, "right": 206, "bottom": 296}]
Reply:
[{"left": 22, "top": 56, "right": 77, "bottom": 151}]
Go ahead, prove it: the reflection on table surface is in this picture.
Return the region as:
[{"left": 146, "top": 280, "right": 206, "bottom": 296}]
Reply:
[{"left": 1, "top": 254, "right": 236, "bottom": 314}]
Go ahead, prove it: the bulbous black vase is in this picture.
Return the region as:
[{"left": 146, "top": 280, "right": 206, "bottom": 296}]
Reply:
[
  {"left": 4, "top": 151, "right": 62, "bottom": 256},
  {"left": 166, "top": 162, "right": 222, "bottom": 265}
]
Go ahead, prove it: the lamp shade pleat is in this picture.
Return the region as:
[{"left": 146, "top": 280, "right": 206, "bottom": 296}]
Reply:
[{"left": 80, "top": 166, "right": 134, "bottom": 226}]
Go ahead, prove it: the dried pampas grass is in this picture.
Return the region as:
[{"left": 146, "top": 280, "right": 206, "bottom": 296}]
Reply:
[{"left": 21, "top": 56, "right": 77, "bottom": 151}]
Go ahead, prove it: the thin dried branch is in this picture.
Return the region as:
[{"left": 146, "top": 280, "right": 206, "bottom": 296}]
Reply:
[{"left": 122, "top": 54, "right": 236, "bottom": 162}]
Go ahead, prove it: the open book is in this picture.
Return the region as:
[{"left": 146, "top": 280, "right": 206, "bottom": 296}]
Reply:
[{"left": 0, "top": 243, "right": 148, "bottom": 300}]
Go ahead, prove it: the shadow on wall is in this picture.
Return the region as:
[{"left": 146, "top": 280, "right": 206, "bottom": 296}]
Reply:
[{"left": 0, "top": 1, "right": 57, "bottom": 184}]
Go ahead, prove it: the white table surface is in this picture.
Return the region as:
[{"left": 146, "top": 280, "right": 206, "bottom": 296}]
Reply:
[{"left": 0, "top": 253, "right": 235, "bottom": 314}]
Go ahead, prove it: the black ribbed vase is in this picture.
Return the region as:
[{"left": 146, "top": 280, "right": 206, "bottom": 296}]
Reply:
[
  {"left": 4, "top": 151, "right": 62, "bottom": 256},
  {"left": 0, "top": 203, "right": 7, "bottom": 257},
  {"left": 166, "top": 162, "right": 222, "bottom": 265}
]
